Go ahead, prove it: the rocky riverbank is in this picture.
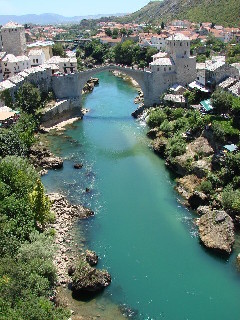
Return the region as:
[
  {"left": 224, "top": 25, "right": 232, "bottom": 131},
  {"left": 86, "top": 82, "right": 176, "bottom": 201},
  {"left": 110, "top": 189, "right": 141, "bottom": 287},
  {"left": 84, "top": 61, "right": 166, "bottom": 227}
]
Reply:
[
  {"left": 82, "top": 77, "right": 99, "bottom": 94},
  {"left": 111, "top": 70, "right": 140, "bottom": 88},
  {"left": 48, "top": 193, "right": 94, "bottom": 286},
  {"left": 133, "top": 106, "right": 239, "bottom": 256},
  {"left": 29, "top": 143, "right": 63, "bottom": 175}
]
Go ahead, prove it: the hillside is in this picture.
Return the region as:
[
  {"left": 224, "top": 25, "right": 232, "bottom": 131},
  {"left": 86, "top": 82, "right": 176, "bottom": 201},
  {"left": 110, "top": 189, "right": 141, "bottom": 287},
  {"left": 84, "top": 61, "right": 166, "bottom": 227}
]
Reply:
[{"left": 119, "top": 0, "right": 240, "bottom": 27}]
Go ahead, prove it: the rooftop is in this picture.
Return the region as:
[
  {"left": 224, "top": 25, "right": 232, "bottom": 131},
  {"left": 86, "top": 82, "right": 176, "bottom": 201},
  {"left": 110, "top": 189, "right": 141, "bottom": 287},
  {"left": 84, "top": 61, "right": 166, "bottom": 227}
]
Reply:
[
  {"left": 150, "top": 57, "right": 174, "bottom": 66},
  {"left": 166, "top": 33, "right": 190, "bottom": 41},
  {"left": 200, "top": 99, "right": 213, "bottom": 111},
  {"left": 28, "top": 49, "right": 44, "bottom": 56},
  {"left": 0, "top": 80, "right": 16, "bottom": 91},
  {"left": 0, "top": 111, "right": 16, "bottom": 121},
  {"left": 223, "top": 144, "right": 238, "bottom": 152},
  {"left": 2, "top": 21, "right": 24, "bottom": 29},
  {"left": 152, "top": 52, "right": 168, "bottom": 59},
  {"left": 218, "top": 77, "right": 237, "bottom": 89}
]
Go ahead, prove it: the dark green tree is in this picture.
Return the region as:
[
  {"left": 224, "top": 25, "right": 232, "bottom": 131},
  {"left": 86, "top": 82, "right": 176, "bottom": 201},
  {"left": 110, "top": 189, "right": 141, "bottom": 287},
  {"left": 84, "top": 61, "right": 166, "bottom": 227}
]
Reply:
[{"left": 15, "top": 82, "right": 41, "bottom": 114}]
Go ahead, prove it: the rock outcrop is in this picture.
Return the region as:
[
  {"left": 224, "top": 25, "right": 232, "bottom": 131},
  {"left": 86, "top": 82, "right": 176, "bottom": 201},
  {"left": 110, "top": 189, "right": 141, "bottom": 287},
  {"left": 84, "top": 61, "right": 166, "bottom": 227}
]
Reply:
[
  {"left": 134, "top": 90, "right": 144, "bottom": 104},
  {"left": 85, "top": 250, "right": 98, "bottom": 266},
  {"left": 71, "top": 259, "right": 111, "bottom": 292},
  {"left": 176, "top": 175, "right": 201, "bottom": 202},
  {"left": 82, "top": 78, "right": 99, "bottom": 94},
  {"left": 152, "top": 137, "right": 167, "bottom": 156},
  {"left": 197, "top": 210, "right": 235, "bottom": 254},
  {"left": 48, "top": 193, "right": 94, "bottom": 286},
  {"left": 29, "top": 145, "right": 63, "bottom": 170}
]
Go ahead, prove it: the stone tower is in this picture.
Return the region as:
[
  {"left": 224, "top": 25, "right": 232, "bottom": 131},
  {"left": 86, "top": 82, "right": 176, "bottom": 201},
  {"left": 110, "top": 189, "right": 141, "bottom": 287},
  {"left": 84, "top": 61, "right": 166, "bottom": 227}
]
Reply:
[
  {"left": 0, "top": 22, "right": 27, "bottom": 56},
  {"left": 166, "top": 33, "right": 196, "bottom": 85}
]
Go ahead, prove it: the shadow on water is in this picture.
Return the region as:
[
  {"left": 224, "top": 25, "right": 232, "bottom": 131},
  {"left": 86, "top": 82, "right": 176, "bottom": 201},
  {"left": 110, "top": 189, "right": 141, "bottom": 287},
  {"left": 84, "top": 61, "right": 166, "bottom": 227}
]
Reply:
[
  {"left": 199, "top": 241, "right": 231, "bottom": 262},
  {"left": 70, "top": 287, "right": 103, "bottom": 302}
]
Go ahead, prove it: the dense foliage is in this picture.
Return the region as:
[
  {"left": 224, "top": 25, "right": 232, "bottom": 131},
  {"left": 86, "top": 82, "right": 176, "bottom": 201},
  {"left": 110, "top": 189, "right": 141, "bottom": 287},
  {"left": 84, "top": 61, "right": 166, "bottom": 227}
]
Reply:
[
  {"left": 77, "top": 39, "right": 158, "bottom": 68},
  {"left": 0, "top": 81, "right": 70, "bottom": 318}
]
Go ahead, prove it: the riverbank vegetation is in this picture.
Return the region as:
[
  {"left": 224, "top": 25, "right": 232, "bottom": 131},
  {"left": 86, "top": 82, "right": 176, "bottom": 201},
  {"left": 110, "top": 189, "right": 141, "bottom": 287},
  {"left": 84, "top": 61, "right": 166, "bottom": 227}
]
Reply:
[
  {"left": 0, "top": 84, "right": 70, "bottom": 319},
  {"left": 146, "top": 91, "right": 240, "bottom": 228}
]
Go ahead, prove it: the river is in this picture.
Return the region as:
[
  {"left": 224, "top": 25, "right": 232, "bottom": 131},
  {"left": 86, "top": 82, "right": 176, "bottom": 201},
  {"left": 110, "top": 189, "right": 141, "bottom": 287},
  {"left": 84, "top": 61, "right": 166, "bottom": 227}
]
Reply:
[{"left": 42, "top": 71, "right": 240, "bottom": 320}]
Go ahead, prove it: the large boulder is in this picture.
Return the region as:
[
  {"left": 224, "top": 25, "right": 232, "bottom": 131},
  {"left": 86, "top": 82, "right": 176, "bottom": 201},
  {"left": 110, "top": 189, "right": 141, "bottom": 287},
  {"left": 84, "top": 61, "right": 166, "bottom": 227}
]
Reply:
[
  {"left": 147, "top": 128, "right": 159, "bottom": 140},
  {"left": 198, "top": 210, "right": 235, "bottom": 254},
  {"left": 40, "top": 156, "right": 63, "bottom": 169},
  {"left": 152, "top": 137, "right": 167, "bottom": 156},
  {"left": 29, "top": 145, "right": 63, "bottom": 169},
  {"left": 71, "top": 259, "right": 111, "bottom": 292}
]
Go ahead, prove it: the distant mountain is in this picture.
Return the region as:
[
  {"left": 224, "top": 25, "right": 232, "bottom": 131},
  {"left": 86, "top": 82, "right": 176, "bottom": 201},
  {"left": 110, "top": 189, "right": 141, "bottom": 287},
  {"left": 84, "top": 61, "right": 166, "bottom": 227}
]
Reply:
[
  {"left": 119, "top": 0, "right": 240, "bottom": 27},
  {"left": 0, "top": 13, "right": 127, "bottom": 26}
]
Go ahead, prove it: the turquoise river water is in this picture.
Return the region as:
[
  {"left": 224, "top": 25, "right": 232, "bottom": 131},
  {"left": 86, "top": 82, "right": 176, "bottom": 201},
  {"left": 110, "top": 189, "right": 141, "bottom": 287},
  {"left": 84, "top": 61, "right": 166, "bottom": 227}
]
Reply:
[{"left": 42, "top": 71, "right": 240, "bottom": 320}]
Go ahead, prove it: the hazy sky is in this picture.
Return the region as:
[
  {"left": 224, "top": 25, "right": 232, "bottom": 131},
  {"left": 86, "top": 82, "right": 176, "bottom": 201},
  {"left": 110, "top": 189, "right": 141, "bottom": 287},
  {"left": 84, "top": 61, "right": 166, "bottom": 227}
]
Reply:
[{"left": 0, "top": 0, "right": 150, "bottom": 16}]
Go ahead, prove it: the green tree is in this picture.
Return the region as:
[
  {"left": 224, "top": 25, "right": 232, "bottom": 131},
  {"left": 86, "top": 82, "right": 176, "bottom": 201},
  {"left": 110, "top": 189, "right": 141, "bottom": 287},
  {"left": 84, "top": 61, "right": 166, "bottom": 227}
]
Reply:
[
  {"left": 120, "top": 28, "right": 127, "bottom": 36},
  {"left": 161, "top": 21, "right": 165, "bottom": 29},
  {"left": 15, "top": 82, "right": 41, "bottom": 114},
  {"left": 211, "top": 89, "right": 233, "bottom": 114},
  {"left": 0, "top": 89, "right": 13, "bottom": 108},
  {"left": 29, "top": 179, "right": 54, "bottom": 228},
  {"left": 105, "top": 28, "right": 112, "bottom": 37},
  {"left": 52, "top": 43, "right": 66, "bottom": 57}
]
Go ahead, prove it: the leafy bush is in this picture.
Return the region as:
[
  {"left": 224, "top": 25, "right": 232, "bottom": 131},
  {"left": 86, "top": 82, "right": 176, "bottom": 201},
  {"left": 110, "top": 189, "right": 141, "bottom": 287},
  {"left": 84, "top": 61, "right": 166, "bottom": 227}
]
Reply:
[
  {"left": 15, "top": 82, "right": 41, "bottom": 115},
  {"left": 199, "top": 180, "right": 213, "bottom": 194},
  {"left": 147, "top": 108, "right": 167, "bottom": 128},
  {"left": 165, "top": 135, "right": 186, "bottom": 158},
  {"left": 222, "top": 185, "right": 240, "bottom": 214},
  {"left": 211, "top": 120, "right": 239, "bottom": 143}
]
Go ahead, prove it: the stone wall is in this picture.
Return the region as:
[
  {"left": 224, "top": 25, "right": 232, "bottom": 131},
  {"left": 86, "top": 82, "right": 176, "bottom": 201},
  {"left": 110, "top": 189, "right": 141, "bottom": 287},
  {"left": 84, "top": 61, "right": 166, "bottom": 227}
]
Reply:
[{"left": 41, "top": 98, "right": 82, "bottom": 126}]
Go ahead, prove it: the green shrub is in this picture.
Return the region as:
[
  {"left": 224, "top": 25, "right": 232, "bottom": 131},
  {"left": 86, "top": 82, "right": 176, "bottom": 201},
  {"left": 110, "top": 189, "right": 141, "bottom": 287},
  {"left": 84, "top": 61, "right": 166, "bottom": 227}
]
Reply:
[
  {"left": 199, "top": 180, "right": 213, "bottom": 194},
  {"left": 147, "top": 108, "right": 167, "bottom": 128},
  {"left": 165, "top": 135, "right": 186, "bottom": 158},
  {"left": 222, "top": 185, "right": 240, "bottom": 214}
]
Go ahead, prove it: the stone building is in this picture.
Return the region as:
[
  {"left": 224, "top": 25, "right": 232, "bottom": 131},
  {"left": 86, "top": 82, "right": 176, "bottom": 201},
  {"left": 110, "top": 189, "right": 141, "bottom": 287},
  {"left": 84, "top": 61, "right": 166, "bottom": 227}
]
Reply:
[
  {"left": 0, "top": 22, "right": 27, "bottom": 56},
  {"left": 47, "top": 56, "right": 77, "bottom": 74},
  {"left": 149, "top": 33, "right": 196, "bottom": 100},
  {"left": 28, "top": 49, "right": 46, "bottom": 67},
  {"left": 1, "top": 54, "right": 30, "bottom": 79},
  {"left": 196, "top": 56, "right": 239, "bottom": 88},
  {"left": 27, "top": 41, "right": 54, "bottom": 61}
]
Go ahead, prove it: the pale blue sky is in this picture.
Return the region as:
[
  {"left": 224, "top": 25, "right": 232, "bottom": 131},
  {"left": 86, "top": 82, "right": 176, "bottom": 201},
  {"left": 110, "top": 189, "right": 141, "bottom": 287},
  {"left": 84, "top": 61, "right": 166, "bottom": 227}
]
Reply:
[{"left": 0, "top": 0, "right": 150, "bottom": 16}]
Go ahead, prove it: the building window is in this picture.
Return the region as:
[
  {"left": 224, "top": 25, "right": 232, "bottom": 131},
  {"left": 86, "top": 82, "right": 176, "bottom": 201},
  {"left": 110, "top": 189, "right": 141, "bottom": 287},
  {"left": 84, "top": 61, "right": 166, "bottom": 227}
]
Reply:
[
  {"left": 187, "top": 42, "right": 189, "bottom": 46},
  {"left": 36, "top": 59, "right": 38, "bottom": 63},
  {"left": 180, "top": 42, "right": 182, "bottom": 46},
  {"left": 164, "top": 67, "right": 166, "bottom": 71},
  {"left": 169, "top": 67, "right": 171, "bottom": 71},
  {"left": 184, "top": 51, "right": 186, "bottom": 55},
  {"left": 157, "top": 67, "right": 159, "bottom": 71}
]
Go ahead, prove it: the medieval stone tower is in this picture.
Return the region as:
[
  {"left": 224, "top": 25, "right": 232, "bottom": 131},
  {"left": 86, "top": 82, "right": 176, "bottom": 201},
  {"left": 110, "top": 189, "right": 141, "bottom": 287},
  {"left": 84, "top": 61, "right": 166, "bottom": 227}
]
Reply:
[
  {"left": 165, "top": 33, "right": 196, "bottom": 85},
  {"left": 0, "top": 22, "right": 27, "bottom": 56}
]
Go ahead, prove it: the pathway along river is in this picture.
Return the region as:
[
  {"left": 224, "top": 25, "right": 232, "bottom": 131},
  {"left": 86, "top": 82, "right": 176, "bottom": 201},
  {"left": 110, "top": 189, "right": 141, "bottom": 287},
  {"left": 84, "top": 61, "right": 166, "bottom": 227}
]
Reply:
[{"left": 42, "top": 71, "right": 240, "bottom": 320}]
